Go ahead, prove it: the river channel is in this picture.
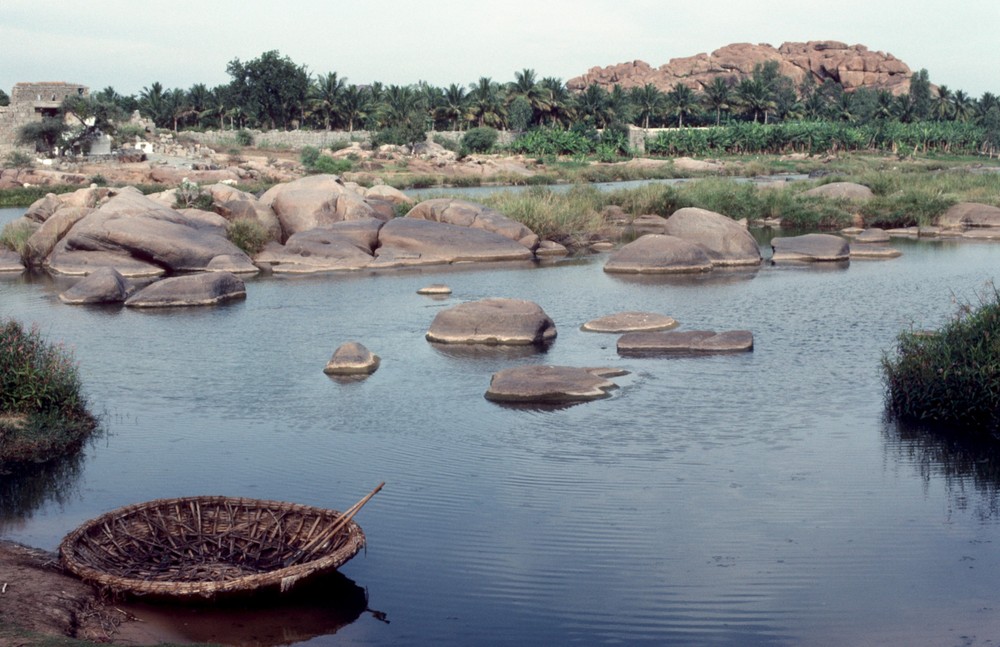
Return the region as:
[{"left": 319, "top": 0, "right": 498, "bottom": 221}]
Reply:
[{"left": 2, "top": 205, "right": 1000, "bottom": 645}]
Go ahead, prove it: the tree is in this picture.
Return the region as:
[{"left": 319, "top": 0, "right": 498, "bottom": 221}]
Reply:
[
  {"left": 440, "top": 83, "right": 469, "bottom": 131},
  {"left": 0, "top": 89, "right": 9, "bottom": 107},
  {"left": 952, "top": 90, "right": 974, "bottom": 123},
  {"left": 630, "top": 83, "right": 664, "bottom": 129},
  {"left": 665, "top": 83, "right": 698, "bottom": 127},
  {"left": 508, "top": 68, "right": 547, "bottom": 127},
  {"left": 507, "top": 96, "right": 534, "bottom": 133},
  {"left": 735, "top": 78, "right": 776, "bottom": 123},
  {"left": 468, "top": 77, "right": 506, "bottom": 128},
  {"left": 909, "top": 69, "right": 932, "bottom": 121},
  {"left": 309, "top": 72, "right": 346, "bottom": 130},
  {"left": 576, "top": 83, "right": 613, "bottom": 128},
  {"left": 539, "top": 77, "right": 574, "bottom": 126},
  {"left": 372, "top": 85, "right": 427, "bottom": 150},
  {"left": 702, "top": 77, "right": 732, "bottom": 126},
  {"left": 339, "top": 84, "right": 371, "bottom": 133},
  {"left": 139, "top": 81, "right": 171, "bottom": 128},
  {"left": 17, "top": 118, "right": 67, "bottom": 154},
  {"left": 226, "top": 50, "right": 310, "bottom": 130},
  {"left": 1, "top": 151, "right": 33, "bottom": 181},
  {"left": 933, "top": 84, "right": 954, "bottom": 121}
]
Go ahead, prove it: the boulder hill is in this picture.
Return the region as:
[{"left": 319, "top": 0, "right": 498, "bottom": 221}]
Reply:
[{"left": 568, "top": 41, "right": 912, "bottom": 95}]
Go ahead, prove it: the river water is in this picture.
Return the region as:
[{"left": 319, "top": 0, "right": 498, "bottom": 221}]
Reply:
[{"left": 3, "top": 206, "right": 1000, "bottom": 645}]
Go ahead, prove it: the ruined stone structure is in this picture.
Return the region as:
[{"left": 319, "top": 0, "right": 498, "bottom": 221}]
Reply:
[{"left": 0, "top": 82, "right": 89, "bottom": 155}]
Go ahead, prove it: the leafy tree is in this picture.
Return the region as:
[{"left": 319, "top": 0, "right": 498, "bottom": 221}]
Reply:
[
  {"left": 139, "top": 81, "right": 171, "bottom": 128},
  {"left": 1, "top": 151, "right": 33, "bottom": 181},
  {"left": 909, "top": 69, "right": 932, "bottom": 121},
  {"left": 630, "top": 83, "right": 664, "bottom": 129},
  {"left": 508, "top": 68, "right": 547, "bottom": 126},
  {"left": 17, "top": 118, "right": 67, "bottom": 154},
  {"left": 735, "top": 77, "right": 776, "bottom": 123},
  {"left": 462, "top": 126, "right": 499, "bottom": 153},
  {"left": 507, "top": 96, "right": 534, "bottom": 133},
  {"left": 0, "top": 89, "right": 9, "bottom": 107},
  {"left": 226, "top": 50, "right": 310, "bottom": 130}
]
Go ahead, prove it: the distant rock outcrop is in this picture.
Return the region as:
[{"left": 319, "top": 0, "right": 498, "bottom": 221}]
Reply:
[{"left": 568, "top": 41, "right": 912, "bottom": 95}]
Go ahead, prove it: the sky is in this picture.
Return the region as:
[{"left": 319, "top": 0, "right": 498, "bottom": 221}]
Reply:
[{"left": 3, "top": 1, "right": 999, "bottom": 99}]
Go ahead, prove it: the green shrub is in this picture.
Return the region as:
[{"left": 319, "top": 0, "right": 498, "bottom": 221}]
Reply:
[
  {"left": 882, "top": 287, "right": 1000, "bottom": 434},
  {"left": 226, "top": 218, "right": 270, "bottom": 255},
  {"left": 235, "top": 129, "right": 254, "bottom": 147},
  {"left": 311, "top": 155, "right": 353, "bottom": 175},
  {"left": 462, "top": 127, "right": 499, "bottom": 154},
  {"left": 300, "top": 145, "right": 321, "bottom": 168},
  {"left": 433, "top": 134, "right": 461, "bottom": 153},
  {"left": 861, "top": 191, "right": 956, "bottom": 228},
  {"left": 0, "top": 319, "right": 96, "bottom": 467},
  {"left": 173, "top": 179, "right": 214, "bottom": 210}
]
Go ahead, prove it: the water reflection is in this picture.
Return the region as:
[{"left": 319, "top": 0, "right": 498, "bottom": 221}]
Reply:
[
  {"left": 117, "top": 570, "right": 371, "bottom": 646},
  {"left": 428, "top": 341, "right": 553, "bottom": 360},
  {"left": 0, "top": 453, "right": 86, "bottom": 534},
  {"left": 884, "top": 418, "right": 1000, "bottom": 520},
  {"left": 605, "top": 265, "right": 760, "bottom": 287}
]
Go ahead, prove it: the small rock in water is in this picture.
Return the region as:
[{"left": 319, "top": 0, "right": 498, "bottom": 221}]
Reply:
[
  {"left": 324, "top": 342, "right": 381, "bottom": 376},
  {"left": 417, "top": 284, "right": 452, "bottom": 295}
]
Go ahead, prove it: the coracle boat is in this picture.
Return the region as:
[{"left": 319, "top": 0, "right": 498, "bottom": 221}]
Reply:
[{"left": 59, "top": 483, "right": 383, "bottom": 599}]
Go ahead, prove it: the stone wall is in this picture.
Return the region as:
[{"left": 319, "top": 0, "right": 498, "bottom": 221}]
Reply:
[
  {"left": 0, "top": 82, "right": 89, "bottom": 156},
  {"left": 182, "top": 128, "right": 517, "bottom": 151}
]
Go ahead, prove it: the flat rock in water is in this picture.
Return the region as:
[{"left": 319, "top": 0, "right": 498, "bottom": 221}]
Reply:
[
  {"left": 853, "top": 228, "right": 891, "bottom": 243},
  {"left": 426, "top": 298, "right": 556, "bottom": 345},
  {"left": 484, "top": 365, "right": 626, "bottom": 403},
  {"left": 535, "top": 240, "right": 569, "bottom": 257},
  {"left": 59, "top": 267, "right": 131, "bottom": 304},
  {"left": 417, "top": 284, "right": 452, "bottom": 295},
  {"left": 0, "top": 248, "right": 24, "bottom": 272},
  {"left": 770, "top": 233, "right": 850, "bottom": 262},
  {"left": 617, "top": 330, "right": 754, "bottom": 355},
  {"left": 125, "top": 272, "right": 246, "bottom": 308},
  {"left": 604, "top": 234, "right": 713, "bottom": 274},
  {"left": 324, "top": 342, "right": 380, "bottom": 375},
  {"left": 256, "top": 221, "right": 380, "bottom": 273},
  {"left": 581, "top": 311, "right": 678, "bottom": 333},
  {"left": 850, "top": 244, "right": 902, "bottom": 259}
]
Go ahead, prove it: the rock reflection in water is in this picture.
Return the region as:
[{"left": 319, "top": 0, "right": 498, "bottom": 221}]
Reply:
[
  {"left": 0, "top": 452, "right": 86, "bottom": 535},
  {"left": 117, "top": 570, "right": 371, "bottom": 646},
  {"left": 884, "top": 418, "right": 1000, "bottom": 519}
]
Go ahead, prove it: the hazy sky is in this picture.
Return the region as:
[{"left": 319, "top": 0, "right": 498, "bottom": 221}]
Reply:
[{"left": 3, "top": 1, "right": 999, "bottom": 98}]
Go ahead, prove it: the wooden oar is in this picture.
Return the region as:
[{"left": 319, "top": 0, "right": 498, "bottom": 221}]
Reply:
[{"left": 285, "top": 482, "right": 384, "bottom": 566}]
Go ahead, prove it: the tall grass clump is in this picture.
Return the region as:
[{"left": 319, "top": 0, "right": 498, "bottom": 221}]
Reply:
[
  {"left": 860, "top": 191, "right": 956, "bottom": 228},
  {"left": 0, "top": 219, "right": 36, "bottom": 259},
  {"left": 0, "top": 319, "right": 96, "bottom": 468},
  {"left": 478, "top": 185, "right": 604, "bottom": 240},
  {"left": 882, "top": 287, "right": 1000, "bottom": 435}
]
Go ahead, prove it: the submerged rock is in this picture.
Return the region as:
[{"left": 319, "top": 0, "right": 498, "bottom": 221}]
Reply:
[
  {"left": 581, "top": 311, "right": 679, "bottom": 333},
  {"left": 426, "top": 298, "right": 557, "bottom": 345},
  {"left": 485, "top": 365, "right": 627, "bottom": 404},
  {"left": 324, "top": 342, "right": 380, "bottom": 375}
]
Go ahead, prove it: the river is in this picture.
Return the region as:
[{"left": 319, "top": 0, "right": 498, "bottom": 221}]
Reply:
[{"left": 2, "top": 206, "right": 1000, "bottom": 645}]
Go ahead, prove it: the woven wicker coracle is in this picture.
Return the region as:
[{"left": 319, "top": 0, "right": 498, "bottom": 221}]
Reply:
[{"left": 59, "top": 486, "right": 382, "bottom": 599}]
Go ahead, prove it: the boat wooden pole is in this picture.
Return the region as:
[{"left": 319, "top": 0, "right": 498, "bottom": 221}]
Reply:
[{"left": 289, "top": 482, "right": 384, "bottom": 565}]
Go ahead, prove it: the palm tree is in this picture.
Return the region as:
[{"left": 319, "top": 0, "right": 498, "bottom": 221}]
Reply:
[
  {"left": 952, "top": 90, "right": 974, "bottom": 123},
  {"left": 576, "top": 83, "right": 613, "bottom": 128},
  {"left": 539, "top": 77, "right": 574, "bottom": 126},
  {"left": 440, "top": 83, "right": 469, "bottom": 131},
  {"left": 508, "top": 68, "right": 547, "bottom": 126},
  {"left": 978, "top": 92, "right": 1000, "bottom": 125},
  {"left": 139, "top": 82, "right": 169, "bottom": 128},
  {"left": 666, "top": 83, "right": 698, "bottom": 127},
  {"left": 735, "top": 78, "right": 777, "bottom": 124},
  {"left": 873, "top": 90, "right": 895, "bottom": 121},
  {"left": 468, "top": 77, "right": 506, "bottom": 128},
  {"left": 339, "top": 84, "right": 371, "bottom": 133},
  {"left": 630, "top": 83, "right": 664, "bottom": 129},
  {"left": 933, "top": 85, "right": 954, "bottom": 121},
  {"left": 309, "top": 72, "right": 346, "bottom": 130},
  {"left": 702, "top": 77, "right": 732, "bottom": 126}
]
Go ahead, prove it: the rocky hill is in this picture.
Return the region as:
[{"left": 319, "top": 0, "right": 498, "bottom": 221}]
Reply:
[{"left": 567, "top": 41, "right": 913, "bottom": 95}]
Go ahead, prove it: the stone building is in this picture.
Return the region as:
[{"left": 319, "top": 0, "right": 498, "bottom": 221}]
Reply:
[{"left": 0, "top": 82, "right": 89, "bottom": 155}]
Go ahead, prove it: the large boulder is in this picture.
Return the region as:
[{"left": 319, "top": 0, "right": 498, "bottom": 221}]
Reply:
[
  {"left": 617, "top": 330, "right": 754, "bottom": 355},
  {"left": 663, "top": 207, "right": 762, "bottom": 266},
  {"left": 58, "top": 267, "right": 131, "bottom": 304},
  {"left": 374, "top": 219, "right": 533, "bottom": 268},
  {"left": 324, "top": 342, "right": 381, "bottom": 376},
  {"left": 426, "top": 298, "right": 557, "bottom": 345},
  {"left": 124, "top": 272, "right": 246, "bottom": 308},
  {"left": 484, "top": 365, "right": 627, "bottom": 404},
  {"left": 604, "top": 234, "right": 713, "bottom": 274},
  {"left": 802, "top": 182, "right": 874, "bottom": 200},
  {"left": 405, "top": 198, "right": 538, "bottom": 249},
  {"left": 24, "top": 207, "right": 93, "bottom": 266},
  {"left": 771, "top": 233, "right": 850, "bottom": 262},
  {"left": 260, "top": 174, "right": 378, "bottom": 238},
  {"left": 937, "top": 202, "right": 1000, "bottom": 229},
  {"left": 52, "top": 189, "right": 253, "bottom": 274},
  {"left": 363, "top": 184, "right": 414, "bottom": 206}
]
